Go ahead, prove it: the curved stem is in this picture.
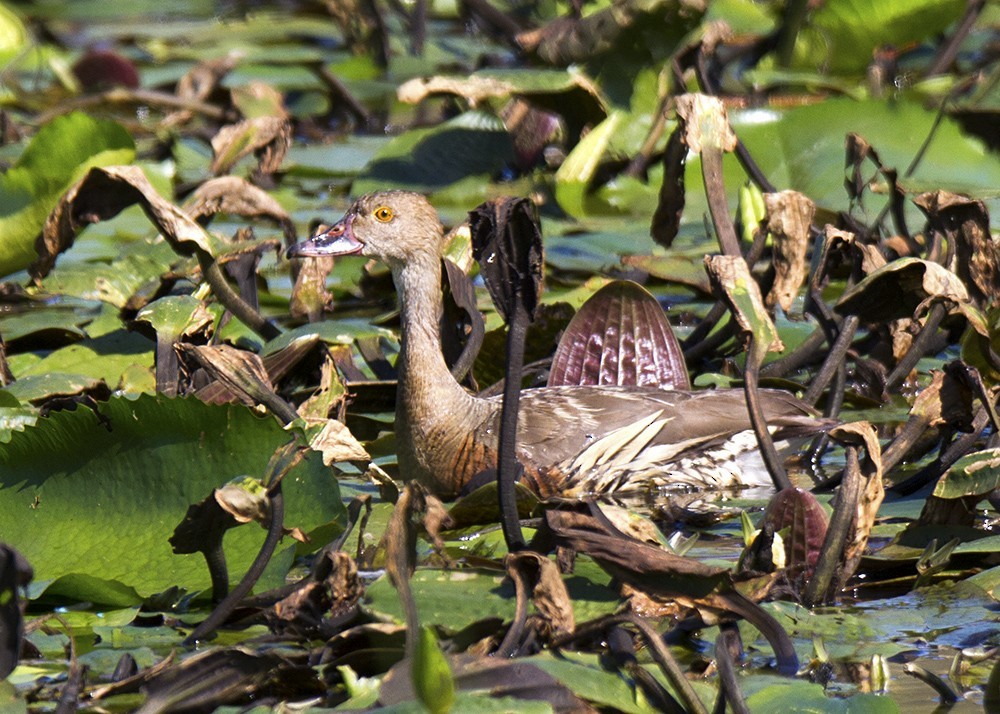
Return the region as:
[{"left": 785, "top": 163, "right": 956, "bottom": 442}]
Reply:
[
  {"left": 202, "top": 540, "right": 229, "bottom": 604},
  {"left": 804, "top": 447, "right": 861, "bottom": 606},
  {"left": 744, "top": 335, "right": 792, "bottom": 490},
  {"left": 495, "top": 560, "right": 529, "bottom": 658},
  {"left": 497, "top": 306, "right": 528, "bottom": 552},
  {"left": 197, "top": 249, "right": 281, "bottom": 341},
  {"left": 886, "top": 304, "right": 945, "bottom": 390},
  {"left": 183, "top": 484, "right": 285, "bottom": 646}
]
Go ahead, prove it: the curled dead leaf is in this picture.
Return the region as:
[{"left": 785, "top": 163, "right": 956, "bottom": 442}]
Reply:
[
  {"left": 185, "top": 175, "right": 296, "bottom": 244},
  {"left": 704, "top": 254, "right": 784, "bottom": 353},
  {"left": 211, "top": 116, "right": 291, "bottom": 176},
  {"left": 35, "top": 165, "right": 214, "bottom": 280},
  {"left": 675, "top": 93, "right": 737, "bottom": 154},
  {"left": 764, "top": 191, "right": 815, "bottom": 311}
]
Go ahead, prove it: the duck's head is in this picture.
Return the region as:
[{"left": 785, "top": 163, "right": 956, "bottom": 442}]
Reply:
[{"left": 286, "top": 191, "right": 444, "bottom": 267}]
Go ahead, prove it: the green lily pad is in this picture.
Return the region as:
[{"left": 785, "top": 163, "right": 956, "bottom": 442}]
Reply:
[
  {"left": 0, "top": 112, "right": 135, "bottom": 278},
  {"left": 934, "top": 447, "right": 1000, "bottom": 500},
  {"left": 353, "top": 110, "right": 515, "bottom": 194},
  {"left": 0, "top": 394, "right": 346, "bottom": 605}
]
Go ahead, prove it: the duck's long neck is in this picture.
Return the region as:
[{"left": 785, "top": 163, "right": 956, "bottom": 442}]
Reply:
[{"left": 391, "top": 253, "right": 488, "bottom": 482}]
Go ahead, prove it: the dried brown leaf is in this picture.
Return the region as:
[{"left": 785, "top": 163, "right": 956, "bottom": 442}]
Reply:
[
  {"left": 764, "top": 191, "right": 815, "bottom": 311},
  {"left": 185, "top": 176, "right": 295, "bottom": 239},
  {"left": 505, "top": 551, "right": 575, "bottom": 638},
  {"left": 304, "top": 418, "right": 370, "bottom": 465},
  {"left": 675, "top": 93, "right": 737, "bottom": 154},
  {"left": 829, "top": 422, "right": 884, "bottom": 584},
  {"left": 704, "top": 254, "right": 783, "bottom": 353},
  {"left": 35, "top": 165, "right": 214, "bottom": 280},
  {"left": 916, "top": 190, "right": 999, "bottom": 305},
  {"left": 650, "top": 124, "right": 686, "bottom": 248},
  {"left": 211, "top": 116, "right": 291, "bottom": 176},
  {"left": 181, "top": 343, "right": 274, "bottom": 407}
]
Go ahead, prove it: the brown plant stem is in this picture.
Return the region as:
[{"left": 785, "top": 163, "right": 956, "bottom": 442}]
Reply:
[
  {"left": 885, "top": 303, "right": 946, "bottom": 390},
  {"left": 35, "top": 87, "right": 231, "bottom": 126},
  {"left": 701, "top": 147, "right": 742, "bottom": 257},
  {"left": 760, "top": 327, "right": 826, "bottom": 378},
  {"left": 197, "top": 250, "right": 282, "bottom": 341},
  {"left": 625, "top": 613, "right": 709, "bottom": 714},
  {"left": 713, "top": 626, "right": 750, "bottom": 714},
  {"left": 804, "top": 447, "right": 862, "bottom": 606},
  {"left": 183, "top": 484, "right": 285, "bottom": 646},
  {"left": 497, "top": 308, "right": 529, "bottom": 552},
  {"left": 803, "top": 316, "right": 858, "bottom": 406},
  {"left": 744, "top": 335, "right": 792, "bottom": 491}
]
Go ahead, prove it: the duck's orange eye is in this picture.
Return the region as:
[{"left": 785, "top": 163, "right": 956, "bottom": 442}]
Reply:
[{"left": 373, "top": 206, "right": 393, "bottom": 222}]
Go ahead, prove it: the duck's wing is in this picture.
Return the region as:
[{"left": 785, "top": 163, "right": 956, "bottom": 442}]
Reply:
[{"left": 510, "top": 386, "right": 827, "bottom": 494}]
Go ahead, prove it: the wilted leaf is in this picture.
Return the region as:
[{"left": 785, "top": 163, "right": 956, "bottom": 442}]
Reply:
[
  {"left": 505, "top": 551, "right": 575, "bottom": 638},
  {"left": 0, "top": 113, "right": 134, "bottom": 279},
  {"left": 675, "top": 93, "right": 737, "bottom": 154},
  {"left": 764, "top": 191, "right": 815, "bottom": 311},
  {"left": 397, "top": 68, "right": 606, "bottom": 140},
  {"left": 305, "top": 418, "right": 370, "bottom": 465},
  {"left": 914, "top": 190, "right": 999, "bottom": 306},
  {"left": 547, "top": 279, "right": 690, "bottom": 389},
  {"left": 469, "top": 196, "right": 544, "bottom": 323},
  {"left": 650, "top": 125, "right": 686, "bottom": 248},
  {"left": 180, "top": 343, "right": 275, "bottom": 407},
  {"left": 184, "top": 175, "right": 296, "bottom": 243},
  {"left": 36, "top": 165, "right": 214, "bottom": 281},
  {"left": 211, "top": 116, "right": 292, "bottom": 175},
  {"left": 704, "top": 254, "right": 784, "bottom": 353},
  {"left": 835, "top": 258, "right": 969, "bottom": 322}
]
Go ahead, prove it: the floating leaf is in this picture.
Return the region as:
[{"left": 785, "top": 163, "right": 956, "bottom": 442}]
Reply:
[
  {"left": 935, "top": 448, "right": 1000, "bottom": 500},
  {"left": 0, "top": 113, "right": 134, "bottom": 279},
  {"left": 0, "top": 395, "right": 345, "bottom": 604}
]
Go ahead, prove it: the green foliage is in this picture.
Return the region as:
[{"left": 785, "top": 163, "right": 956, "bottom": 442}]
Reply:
[
  {"left": 0, "top": 112, "right": 134, "bottom": 277},
  {"left": 413, "top": 626, "right": 455, "bottom": 714},
  {"left": 0, "top": 395, "right": 345, "bottom": 604}
]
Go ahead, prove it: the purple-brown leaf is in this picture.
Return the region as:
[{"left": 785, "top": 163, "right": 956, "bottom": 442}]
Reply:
[
  {"left": 548, "top": 279, "right": 690, "bottom": 389},
  {"left": 759, "top": 487, "right": 829, "bottom": 572}
]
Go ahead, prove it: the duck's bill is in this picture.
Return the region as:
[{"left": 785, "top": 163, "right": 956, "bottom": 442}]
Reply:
[{"left": 286, "top": 216, "right": 362, "bottom": 258}]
